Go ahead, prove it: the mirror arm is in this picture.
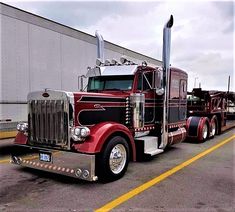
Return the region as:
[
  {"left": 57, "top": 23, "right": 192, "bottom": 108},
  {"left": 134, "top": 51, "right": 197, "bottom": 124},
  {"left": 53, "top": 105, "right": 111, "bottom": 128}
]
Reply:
[{"left": 78, "top": 75, "right": 87, "bottom": 91}]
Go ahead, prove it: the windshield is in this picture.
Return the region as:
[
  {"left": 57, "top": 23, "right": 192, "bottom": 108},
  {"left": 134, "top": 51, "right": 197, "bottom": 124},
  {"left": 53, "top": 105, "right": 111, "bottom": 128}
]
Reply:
[
  {"left": 187, "top": 95, "right": 200, "bottom": 101},
  {"left": 87, "top": 75, "right": 134, "bottom": 91}
]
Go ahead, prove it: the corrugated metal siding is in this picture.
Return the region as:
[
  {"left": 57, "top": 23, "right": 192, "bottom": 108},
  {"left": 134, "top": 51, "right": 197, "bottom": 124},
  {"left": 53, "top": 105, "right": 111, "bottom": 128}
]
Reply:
[{"left": 0, "top": 3, "right": 162, "bottom": 122}]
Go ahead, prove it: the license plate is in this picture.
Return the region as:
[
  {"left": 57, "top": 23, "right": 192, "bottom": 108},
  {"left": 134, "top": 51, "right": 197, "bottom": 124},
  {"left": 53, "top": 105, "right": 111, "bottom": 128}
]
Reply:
[{"left": 39, "top": 152, "right": 52, "bottom": 162}]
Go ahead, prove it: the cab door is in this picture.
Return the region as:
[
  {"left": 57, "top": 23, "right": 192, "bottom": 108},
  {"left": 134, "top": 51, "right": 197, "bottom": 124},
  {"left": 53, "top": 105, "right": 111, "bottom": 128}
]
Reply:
[{"left": 136, "top": 70, "right": 155, "bottom": 125}]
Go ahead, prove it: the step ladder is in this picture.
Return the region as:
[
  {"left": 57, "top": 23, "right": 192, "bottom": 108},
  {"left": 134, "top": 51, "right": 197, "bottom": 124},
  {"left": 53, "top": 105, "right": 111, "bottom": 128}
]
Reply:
[{"left": 136, "top": 136, "right": 164, "bottom": 156}]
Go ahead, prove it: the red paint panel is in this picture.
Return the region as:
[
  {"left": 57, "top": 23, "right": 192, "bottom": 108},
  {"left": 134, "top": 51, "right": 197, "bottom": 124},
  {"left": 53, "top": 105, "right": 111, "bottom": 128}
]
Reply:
[
  {"left": 72, "top": 122, "right": 136, "bottom": 161},
  {"left": 14, "top": 132, "right": 28, "bottom": 144},
  {"left": 198, "top": 117, "right": 209, "bottom": 141}
]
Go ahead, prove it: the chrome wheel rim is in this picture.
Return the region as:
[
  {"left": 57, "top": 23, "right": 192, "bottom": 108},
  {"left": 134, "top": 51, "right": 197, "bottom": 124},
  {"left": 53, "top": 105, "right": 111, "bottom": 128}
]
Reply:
[
  {"left": 211, "top": 121, "right": 216, "bottom": 136},
  {"left": 109, "top": 144, "right": 127, "bottom": 174},
  {"left": 202, "top": 124, "right": 208, "bottom": 139}
]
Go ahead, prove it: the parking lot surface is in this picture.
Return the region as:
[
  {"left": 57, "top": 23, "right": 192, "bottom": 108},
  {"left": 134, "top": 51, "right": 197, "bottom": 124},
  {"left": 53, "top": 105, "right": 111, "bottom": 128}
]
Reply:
[{"left": 0, "top": 129, "right": 234, "bottom": 211}]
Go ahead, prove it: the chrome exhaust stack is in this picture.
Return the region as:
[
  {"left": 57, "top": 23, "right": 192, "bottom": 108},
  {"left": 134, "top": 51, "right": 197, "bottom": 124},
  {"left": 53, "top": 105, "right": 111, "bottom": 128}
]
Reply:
[
  {"left": 95, "top": 30, "right": 104, "bottom": 63},
  {"left": 160, "top": 15, "right": 174, "bottom": 149}
]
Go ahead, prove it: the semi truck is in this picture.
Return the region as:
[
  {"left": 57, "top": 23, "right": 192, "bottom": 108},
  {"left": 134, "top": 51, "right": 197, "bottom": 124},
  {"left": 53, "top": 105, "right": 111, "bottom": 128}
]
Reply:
[{"left": 11, "top": 15, "right": 235, "bottom": 182}]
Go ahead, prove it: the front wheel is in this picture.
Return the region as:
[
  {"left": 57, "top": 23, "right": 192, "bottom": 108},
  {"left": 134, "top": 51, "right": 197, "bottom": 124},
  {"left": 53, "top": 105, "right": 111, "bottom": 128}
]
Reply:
[{"left": 96, "top": 136, "right": 129, "bottom": 182}]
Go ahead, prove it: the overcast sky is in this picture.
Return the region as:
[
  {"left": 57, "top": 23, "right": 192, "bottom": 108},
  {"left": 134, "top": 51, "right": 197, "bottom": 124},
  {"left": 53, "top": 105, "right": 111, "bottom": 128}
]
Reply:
[{"left": 4, "top": 0, "right": 234, "bottom": 91}]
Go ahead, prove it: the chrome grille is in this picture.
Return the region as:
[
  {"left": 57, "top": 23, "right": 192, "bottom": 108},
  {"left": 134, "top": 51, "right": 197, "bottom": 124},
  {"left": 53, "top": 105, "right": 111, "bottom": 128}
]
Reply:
[{"left": 29, "top": 100, "right": 69, "bottom": 147}]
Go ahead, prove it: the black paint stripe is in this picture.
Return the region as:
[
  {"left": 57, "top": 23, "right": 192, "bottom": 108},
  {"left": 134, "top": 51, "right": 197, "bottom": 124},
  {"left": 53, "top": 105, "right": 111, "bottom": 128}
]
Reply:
[
  {"left": 79, "top": 107, "right": 126, "bottom": 125},
  {"left": 80, "top": 96, "right": 126, "bottom": 103}
]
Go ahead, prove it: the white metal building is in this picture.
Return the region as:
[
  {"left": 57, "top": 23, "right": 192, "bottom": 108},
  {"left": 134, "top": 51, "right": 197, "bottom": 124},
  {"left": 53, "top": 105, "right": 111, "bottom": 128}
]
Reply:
[{"left": 0, "top": 3, "right": 161, "bottom": 123}]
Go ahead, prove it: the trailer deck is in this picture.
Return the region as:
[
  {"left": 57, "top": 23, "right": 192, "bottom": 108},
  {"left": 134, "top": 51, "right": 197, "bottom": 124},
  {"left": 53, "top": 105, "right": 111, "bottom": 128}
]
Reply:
[{"left": 221, "top": 120, "right": 235, "bottom": 132}]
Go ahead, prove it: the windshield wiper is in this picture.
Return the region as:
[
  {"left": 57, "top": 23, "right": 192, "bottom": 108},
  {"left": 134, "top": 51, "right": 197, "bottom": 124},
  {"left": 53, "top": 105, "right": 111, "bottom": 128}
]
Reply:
[
  {"left": 103, "top": 88, "right": 130, "bottom": 93},
  {"left": 103, "top": 88, "right": 122, "bottom": 91},
  {"left": 88, "top": 89, "right": 100, "bottom": 92}
]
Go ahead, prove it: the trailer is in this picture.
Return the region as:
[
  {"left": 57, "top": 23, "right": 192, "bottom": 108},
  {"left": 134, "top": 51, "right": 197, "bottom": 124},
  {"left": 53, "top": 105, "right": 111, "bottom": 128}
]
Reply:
[{"left": 186, "top": 88, "right": 235, "bottom": 142}]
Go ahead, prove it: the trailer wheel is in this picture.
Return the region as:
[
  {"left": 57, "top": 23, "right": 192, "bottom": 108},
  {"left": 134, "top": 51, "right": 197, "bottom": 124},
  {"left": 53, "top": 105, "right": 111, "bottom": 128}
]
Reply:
[
  {"left": 210, "top": 117, "right": 217, "bottom": 137},
  {"left": 96, "top": 136, "right": 129, "bottom": 182},
  {"left": 201, "top": 123, "right": 209, "bottom": 141}
]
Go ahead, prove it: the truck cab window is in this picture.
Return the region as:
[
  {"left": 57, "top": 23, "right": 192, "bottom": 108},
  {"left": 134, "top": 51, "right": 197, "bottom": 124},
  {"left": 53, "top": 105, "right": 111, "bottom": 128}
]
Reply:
[
  {"left": 170, "top": 78, "right": 180, "bottom": 99},
  {"left": 180, "top": 80, "right": 187, "bottom": 99},
  {"left": 137, "top": 72, "right": 153, "bottom": 91}
]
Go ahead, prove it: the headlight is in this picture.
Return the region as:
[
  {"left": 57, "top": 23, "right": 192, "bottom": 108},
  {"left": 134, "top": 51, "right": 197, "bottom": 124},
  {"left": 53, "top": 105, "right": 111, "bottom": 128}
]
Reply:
[
  {"left": 80, "top": 127, "right": 90, "bottom": 137},
  {"left": 16, "top": 122, "right": 28, "bottom": 133},
  {"left": 71, "top": 126, "right": 90, "bottom": 142},
  {"left": 74, "top": 128, "right": 81, "bottom": 136}
]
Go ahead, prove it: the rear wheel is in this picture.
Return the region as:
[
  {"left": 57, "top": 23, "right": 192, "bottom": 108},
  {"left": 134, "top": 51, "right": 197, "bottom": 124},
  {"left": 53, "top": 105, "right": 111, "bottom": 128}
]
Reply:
[
  {"left": 96, "top": 136, "right": 129, "bottom": 182},
  {"left": 201, "top": 123, "right": 208, "bottom": 141},
  {"left": 210, "top": 118, "right": 217, "bottom": 137}
]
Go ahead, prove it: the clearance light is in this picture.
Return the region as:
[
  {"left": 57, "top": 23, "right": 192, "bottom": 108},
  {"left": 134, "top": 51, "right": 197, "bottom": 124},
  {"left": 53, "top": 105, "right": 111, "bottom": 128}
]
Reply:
[
  {"left": 111, "top": 59, "right": 119, "bottom": 65},
  {"left": 104, "top": 59, "right": 111, "bottom": 66},
  {"left": 96, "top": 58, "right": 103, "bottom": 66},
  {"left": 120, "top": 56, "right": 127, "bottom": 64},
  {"left": 142, "top": 61, "right": 148, "bottom": 67},
  {"left": 17, "top": 159, "right": 83, "bottom": 179}
]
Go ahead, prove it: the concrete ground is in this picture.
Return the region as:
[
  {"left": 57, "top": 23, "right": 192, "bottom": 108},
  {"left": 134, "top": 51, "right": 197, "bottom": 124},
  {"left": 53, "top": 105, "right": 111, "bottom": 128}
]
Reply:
[{"left": 0, "top": 129, "right": 234, "bottom": 212}]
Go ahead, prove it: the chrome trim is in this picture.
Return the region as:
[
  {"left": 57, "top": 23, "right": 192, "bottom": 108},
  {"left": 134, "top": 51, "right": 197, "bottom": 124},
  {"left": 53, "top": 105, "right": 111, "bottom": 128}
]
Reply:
[
  {"left": 160, "top": 15, "right": 174, "bottom": 149},
  {"left": 95, "top": 31, "right": 104, "bottom": 63},
  {"left": 28, "top": 90, "right": 74, "bottom": 150},
  {"left": 11, "top": 145, "right": 97, "bottom": 181},
  {"left": 109, "top": 144, "right": 127, "bottom": 174},
  {"left": 130, "top": 93, "right": 145, "bottom": 128}
]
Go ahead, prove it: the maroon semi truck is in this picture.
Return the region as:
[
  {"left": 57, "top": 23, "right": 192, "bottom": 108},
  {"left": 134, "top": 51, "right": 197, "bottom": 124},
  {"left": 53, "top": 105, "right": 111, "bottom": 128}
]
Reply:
[
  {"left": 12, "top": 15, "right": 188, "bottom": 181},
  {"left": 11, "top": 15, "right": 234, "bottom": 182}
]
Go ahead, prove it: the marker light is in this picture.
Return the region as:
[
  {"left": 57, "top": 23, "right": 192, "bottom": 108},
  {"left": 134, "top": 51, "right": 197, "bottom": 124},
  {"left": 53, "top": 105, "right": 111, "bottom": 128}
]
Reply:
[
  {"left": 120, "top": 56, "right": 127, "bottom": 64},
  {"left": 104, "top": 59, "right": 111, "bottom": 66},
  {"left": 96, "top": 58, "right": 103, "bottom": 66}
]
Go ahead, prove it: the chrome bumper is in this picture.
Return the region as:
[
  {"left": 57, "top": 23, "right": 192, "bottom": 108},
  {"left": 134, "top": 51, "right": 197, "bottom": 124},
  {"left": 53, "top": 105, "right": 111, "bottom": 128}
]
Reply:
[{"left": 11, "top": 145, "right": 97, "bottom": 181}]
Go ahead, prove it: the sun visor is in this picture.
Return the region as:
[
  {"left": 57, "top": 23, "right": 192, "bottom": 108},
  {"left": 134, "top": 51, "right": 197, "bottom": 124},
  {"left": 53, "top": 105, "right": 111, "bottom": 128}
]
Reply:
[{"left": 99, "top": 65, "right": 138, "bottom": 76}]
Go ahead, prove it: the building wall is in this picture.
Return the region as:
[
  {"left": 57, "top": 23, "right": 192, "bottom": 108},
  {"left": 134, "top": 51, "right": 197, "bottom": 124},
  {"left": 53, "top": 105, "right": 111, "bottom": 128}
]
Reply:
[{"left": 0, "top": 3, "right": 161, "bottom": 122}]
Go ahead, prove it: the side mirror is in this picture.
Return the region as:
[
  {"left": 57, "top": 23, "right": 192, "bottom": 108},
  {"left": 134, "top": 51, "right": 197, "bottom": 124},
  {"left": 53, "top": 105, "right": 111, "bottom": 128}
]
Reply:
[
  {"left": 78, "top": 75, "right": 86, "bottom": 91},
  {"left": 155, "top": 68, "right": 164, "bottom": 95}
]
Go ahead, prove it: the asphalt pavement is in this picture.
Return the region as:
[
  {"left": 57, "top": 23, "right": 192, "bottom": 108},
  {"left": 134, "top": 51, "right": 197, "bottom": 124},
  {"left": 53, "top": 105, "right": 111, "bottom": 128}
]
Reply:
[{"left": 0, "top": 129, "right": 234, "bottom": 211}]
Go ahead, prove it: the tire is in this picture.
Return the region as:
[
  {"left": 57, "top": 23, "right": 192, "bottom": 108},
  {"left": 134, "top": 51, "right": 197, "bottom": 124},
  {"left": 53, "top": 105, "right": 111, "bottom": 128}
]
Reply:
[
  {"left": 96, "top": 136, "right": 129, "bottom": 182},
  {"left": 201, "top": 122, "right": 209, "bottom": 142},
  {"left": 210, "top": 118, "right": 217, "bottom": 137}
]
